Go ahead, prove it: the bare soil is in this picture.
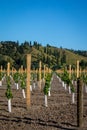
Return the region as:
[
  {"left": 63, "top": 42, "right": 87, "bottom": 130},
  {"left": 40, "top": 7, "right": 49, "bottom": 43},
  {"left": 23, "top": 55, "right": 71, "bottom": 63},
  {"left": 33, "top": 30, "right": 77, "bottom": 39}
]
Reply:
[{"left": 0, "top": 74, "right": 87, "bottom": 130}]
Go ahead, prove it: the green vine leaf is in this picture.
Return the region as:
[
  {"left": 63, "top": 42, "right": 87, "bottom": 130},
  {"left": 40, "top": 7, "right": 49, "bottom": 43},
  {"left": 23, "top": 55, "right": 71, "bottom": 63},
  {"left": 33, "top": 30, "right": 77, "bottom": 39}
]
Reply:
[{"left": 5, "top": 88, "right": 13, "bottom": 99}]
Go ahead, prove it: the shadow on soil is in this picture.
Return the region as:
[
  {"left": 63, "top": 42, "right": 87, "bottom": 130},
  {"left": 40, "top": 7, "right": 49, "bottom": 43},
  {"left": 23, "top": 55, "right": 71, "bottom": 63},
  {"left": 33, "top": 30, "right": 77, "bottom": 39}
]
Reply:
[{"left": 0, "top": 115, "right": 77, "bottom": 130}]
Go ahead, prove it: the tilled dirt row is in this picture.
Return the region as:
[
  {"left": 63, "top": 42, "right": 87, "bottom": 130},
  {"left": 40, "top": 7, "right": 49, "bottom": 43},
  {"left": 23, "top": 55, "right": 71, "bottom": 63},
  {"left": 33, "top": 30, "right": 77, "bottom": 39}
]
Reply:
[{"left": 0, "top": 74, "right": 87, "bottom": 130}]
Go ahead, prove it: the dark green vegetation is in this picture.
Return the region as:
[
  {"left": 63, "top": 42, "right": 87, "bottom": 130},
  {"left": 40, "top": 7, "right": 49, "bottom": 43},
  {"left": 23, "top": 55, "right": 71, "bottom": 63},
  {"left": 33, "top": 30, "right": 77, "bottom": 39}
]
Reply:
[
  {"left": 5, "top": 76, "right": 13, "bottom": 99},
  {"left": 0, "top": 41, "right": 87, "bottom": 70}
]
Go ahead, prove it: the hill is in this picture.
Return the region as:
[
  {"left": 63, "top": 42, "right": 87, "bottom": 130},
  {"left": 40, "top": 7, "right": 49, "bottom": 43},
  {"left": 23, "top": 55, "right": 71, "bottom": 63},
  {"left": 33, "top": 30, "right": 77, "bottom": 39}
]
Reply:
[{"left": 0, "top": 41, "right": 87, "bottom": 70}]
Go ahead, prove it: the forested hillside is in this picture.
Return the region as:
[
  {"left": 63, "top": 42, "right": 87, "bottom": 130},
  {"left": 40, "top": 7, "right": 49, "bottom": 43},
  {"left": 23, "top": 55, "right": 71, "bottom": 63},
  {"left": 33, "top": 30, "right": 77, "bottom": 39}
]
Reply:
[{"left": 0, "top": 41, "right": 87, "bottom": 70}]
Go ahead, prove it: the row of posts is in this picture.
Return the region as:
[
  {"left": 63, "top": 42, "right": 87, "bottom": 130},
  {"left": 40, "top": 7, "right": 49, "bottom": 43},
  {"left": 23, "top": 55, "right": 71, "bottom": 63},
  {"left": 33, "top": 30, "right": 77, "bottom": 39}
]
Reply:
[
  {"left": 57, "top": 60, "right": 83, "bottom": 128},
  {"left": 0, "top": 54, "right": 51, "bottom": 109},
  {"left": 0, "top": 57, "right": 84, "bottom": 128}
]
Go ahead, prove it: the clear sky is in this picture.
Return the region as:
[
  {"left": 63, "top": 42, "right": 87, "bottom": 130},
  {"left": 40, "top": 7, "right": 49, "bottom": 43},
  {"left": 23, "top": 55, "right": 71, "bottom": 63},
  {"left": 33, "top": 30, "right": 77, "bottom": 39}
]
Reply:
[{"left": 0, "top": 0, "right": 87, "bottom": 50}]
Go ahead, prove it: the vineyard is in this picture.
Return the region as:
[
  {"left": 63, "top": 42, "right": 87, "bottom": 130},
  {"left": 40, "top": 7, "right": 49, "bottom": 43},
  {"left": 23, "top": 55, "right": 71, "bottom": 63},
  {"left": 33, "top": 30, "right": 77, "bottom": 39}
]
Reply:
[{"left": 0, "top": 56, "right": 87, "bottom": 130}]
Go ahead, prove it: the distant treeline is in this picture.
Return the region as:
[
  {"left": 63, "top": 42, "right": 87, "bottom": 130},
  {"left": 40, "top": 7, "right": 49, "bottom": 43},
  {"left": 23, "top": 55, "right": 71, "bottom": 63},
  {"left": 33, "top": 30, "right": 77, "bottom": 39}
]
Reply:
[{"left": 70, "top": 49, "right": 87, "bottom": 57}]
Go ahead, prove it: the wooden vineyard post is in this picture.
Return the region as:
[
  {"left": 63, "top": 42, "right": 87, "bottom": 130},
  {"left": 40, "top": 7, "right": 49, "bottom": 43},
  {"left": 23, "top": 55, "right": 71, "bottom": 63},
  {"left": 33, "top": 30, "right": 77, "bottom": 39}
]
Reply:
[
  {"left": 11, "top": 67, "right": 14, "bottom": 75},
  {"left": 77, "top": 78, "right": 83, "bottom": 128},
  {"left": 26, "top": 54, "right": 31, "bottom": 110},
  {"left": 21, "top": 65, "right": 23, "bottom": 74},
  {"left": 77, "top": 60, "right": 79, "bottom": 78},
  {"left": 49, "top": 68, "right": 52, "bottom": 74},
  {"left": 0, "top": 66, "right": 3, "bottom": 86},
  {"left": 43, "top": 65, "right": 46, "bottom": 86},
  {"left": 39, "top": 61, "right": 41, "bottom": 90},
  {"left": 0, "top": 65, "right": 2, "bottom": 72},
  {"left": 7, "top": 62, "right": 10, "bottom": 76},
  {"left": 44, "top": 65, "right": 45, "bottom": 79},
  {"left": 46, "top": 67, "right": 48, "bottom": 76},
  {"left": 18, "top": 68, "right": 20, "bottom": 73},
  {"left": 69, "top": 64, "right": 71, "bottom": 79}
]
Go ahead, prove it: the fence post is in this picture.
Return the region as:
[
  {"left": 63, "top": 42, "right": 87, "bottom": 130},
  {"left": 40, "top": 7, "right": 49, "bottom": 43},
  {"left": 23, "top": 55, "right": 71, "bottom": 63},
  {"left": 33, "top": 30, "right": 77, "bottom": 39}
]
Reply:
[
  {"left": 0, "top": 65, "right": 2, "bottom": 72},
  {"left": 39, "top": 61, "right": 41, "bottom": 90},
  {"left": 26, "top": 54, "right": 31, "bottom": 110},
  {"left": 77, "top": 78, "right": 83, "bottom": 128},
  {"left": 44, "top": 65, "right": 45, "bottom": 79},
  {"left": 69, "top": 64, "right": 71, "bottom": 79},
  {"left": 77, "top": 60, "right": 79, "bottom": 78},
  {"left": 7, "top": 62, "right": 10, "bottom": 76}
]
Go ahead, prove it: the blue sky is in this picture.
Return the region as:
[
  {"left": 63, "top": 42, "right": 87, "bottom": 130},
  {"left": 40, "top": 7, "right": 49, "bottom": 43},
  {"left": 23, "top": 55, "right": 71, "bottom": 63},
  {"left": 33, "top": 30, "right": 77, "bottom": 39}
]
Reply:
[{"left": 0, "top": 0, "right": 87, "bottom": 50}]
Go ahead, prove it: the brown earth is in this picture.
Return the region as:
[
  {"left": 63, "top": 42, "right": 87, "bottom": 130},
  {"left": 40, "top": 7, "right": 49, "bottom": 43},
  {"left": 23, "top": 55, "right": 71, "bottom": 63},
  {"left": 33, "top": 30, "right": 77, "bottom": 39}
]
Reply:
[{"left": 0, "top": 74, "right": 87, "bottom": 130}]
